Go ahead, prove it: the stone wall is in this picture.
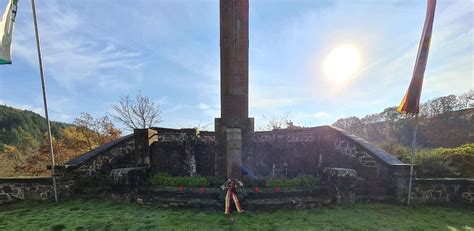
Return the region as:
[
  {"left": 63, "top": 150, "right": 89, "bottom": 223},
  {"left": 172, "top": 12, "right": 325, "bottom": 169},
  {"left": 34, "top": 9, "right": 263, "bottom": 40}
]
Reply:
[
  {"left": 150, "top": 128, "right": 215, "bottom": 177},
  {"left": 247, "top": 126, "right": 405, "bottom": 181},
  {"left": 409, "top": 178, "right": 474, "bottom": 204},
  {"left": 4, "top": 126, "right": 473, "bottom": 207},
  {"left": 0, "top": 177, "right": 53, "bottom": 204},
  {"left": 147, "top": 126, "right": 414, "bottom": 204},
  {"left": 57, "top": 134, "right": 140, "bottom": 197},
  {"left": 67, "top": 136, "right": 135, "bottom": 176},
  {"left": 0, "top": 134, "right": 142, "bottom": 204},
  {"left": 250, "top": 130, "right": 320, "bottom": 178}
]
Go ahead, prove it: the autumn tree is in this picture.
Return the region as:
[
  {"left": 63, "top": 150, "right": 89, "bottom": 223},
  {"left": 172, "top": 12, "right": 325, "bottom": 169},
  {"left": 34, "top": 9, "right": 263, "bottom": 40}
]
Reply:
[
  {"left": 74, "top": 113, "right": 121, "bottom": 151},
  {"left": 21, "top": 113, "right": 122, "bottom": 176},
  {"left": 110, "top": 92, "right": 162, "bottom": 130},
  {"left": 0, "top": 144, "right": 27, "bottom": 176}
]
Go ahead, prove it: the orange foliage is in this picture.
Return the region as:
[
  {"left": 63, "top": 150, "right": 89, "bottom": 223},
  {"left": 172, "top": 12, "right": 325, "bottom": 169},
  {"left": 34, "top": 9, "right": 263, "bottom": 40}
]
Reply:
[{"left": 18, "top": 114, "right": 122, "bottom": 176}]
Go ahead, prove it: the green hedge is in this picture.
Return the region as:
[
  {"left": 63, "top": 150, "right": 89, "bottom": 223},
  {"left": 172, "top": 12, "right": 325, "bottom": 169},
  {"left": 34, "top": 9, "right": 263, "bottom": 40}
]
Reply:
[
  {"left": 266, "top": 176, "right": 319, "bottom": 187},
  {"left": 206, "top": 176, "right": 227, "bottom": 187},
  {"left": 150, "top": 174, "right": 208, "bottom": 187},
  {"left": 150, "top": 174, "right": 320, "bottom": 188},
  {"left": 400, "top": 143, "right": 474, "bottom": 178}
]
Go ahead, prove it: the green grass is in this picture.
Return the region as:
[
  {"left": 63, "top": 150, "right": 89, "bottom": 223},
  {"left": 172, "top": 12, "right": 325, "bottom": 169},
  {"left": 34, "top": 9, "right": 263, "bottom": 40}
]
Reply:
[{"left": 0, "top": 199, "right": 473, "bottom": 230}]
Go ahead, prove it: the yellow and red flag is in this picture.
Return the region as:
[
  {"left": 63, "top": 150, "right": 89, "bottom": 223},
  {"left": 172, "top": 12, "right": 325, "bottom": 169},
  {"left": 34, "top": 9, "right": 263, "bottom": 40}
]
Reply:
[{"left": 397, "top": 0, "right": 437, "bottom": 114}]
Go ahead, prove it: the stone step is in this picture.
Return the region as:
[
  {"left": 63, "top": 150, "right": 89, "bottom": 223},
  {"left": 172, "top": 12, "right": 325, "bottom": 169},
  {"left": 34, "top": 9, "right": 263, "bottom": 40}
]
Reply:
[
  {"left": 360, "top": 156, "right": 374, "bottom": 162},
  {"left": 138, "top": 186, "right": 331, "bottom": 200},
  {"left": 135, "top": 195, "right": 334, "bottom": 211},
  {"left": 362, "top": 161, "right": 378, "bottom": 167},
  {"left": 135, "top": 186, "right": 334, "bottom": 210},
  {"left": 355, "top": 187, "right": 387, "bottom": 196},
  {"left": 75, "top": 186, "right": 112, "bottom": 195},
  {"left": 138, "top": 186, "right": 220, "bottom": 199},
  {"left": 357, "top": 168, "right": 379, "bottom": 179},
  {"left": 138, "top": 197, "right": 221, "bottom": 210},
  {"left": 243, "top": 196, "right": 333, "bottom": 210},
  {"left": 246, "top": 187, "right": 330, "bottom": 199}
]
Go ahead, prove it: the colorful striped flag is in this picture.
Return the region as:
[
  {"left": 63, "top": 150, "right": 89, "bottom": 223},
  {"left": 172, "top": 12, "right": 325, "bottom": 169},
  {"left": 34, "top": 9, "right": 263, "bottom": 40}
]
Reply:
[
  {"left": 0, "top": 0, "right": 18, "bottom": 65},
  {"left": 397, "top": 0, "right": 436, "bottom": 114}
]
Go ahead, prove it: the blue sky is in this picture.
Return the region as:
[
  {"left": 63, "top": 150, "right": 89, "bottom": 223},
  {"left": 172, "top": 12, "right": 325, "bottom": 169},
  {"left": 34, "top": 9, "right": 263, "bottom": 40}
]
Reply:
[{"left": 0, "top": 0, "right": 472, "bottom": 131}]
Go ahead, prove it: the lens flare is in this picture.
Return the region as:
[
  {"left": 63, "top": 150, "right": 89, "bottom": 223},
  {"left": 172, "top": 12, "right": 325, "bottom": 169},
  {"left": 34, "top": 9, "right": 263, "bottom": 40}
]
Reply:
[{"left": 323, "top": 45, "right": 362, "bottom": 82}]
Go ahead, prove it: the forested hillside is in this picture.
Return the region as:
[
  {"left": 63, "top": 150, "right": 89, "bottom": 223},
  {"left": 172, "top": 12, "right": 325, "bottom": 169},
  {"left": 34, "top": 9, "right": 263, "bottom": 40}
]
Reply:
[
  {"left": 332, "top": 92, "right": 474, "bottom": 177},
  {"left": 0, "top": 105, "right": 71, "bottom": 153},
  {"left": 333, "top": 92, "right": 473, "bottom": 148},
  {"left": 0, "top": 105, "right": 121, "bottom": 177}
]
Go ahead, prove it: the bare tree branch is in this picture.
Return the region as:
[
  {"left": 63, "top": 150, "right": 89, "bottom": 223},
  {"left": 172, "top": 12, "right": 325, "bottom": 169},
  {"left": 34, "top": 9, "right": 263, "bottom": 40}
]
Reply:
[{"left": 109, "top": 92, "right": 162, "bottom": 130}]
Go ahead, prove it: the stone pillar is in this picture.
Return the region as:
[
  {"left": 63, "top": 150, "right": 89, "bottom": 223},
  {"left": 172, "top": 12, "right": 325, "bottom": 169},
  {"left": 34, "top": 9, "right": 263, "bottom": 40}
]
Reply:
[
  {"left": 220, "top": 0, "right": 249, "bottom": 119},
  {"left": 134, "top": 129, "right": 158, "bottom": 167},
  {"left": 392, "top": 165, "right": 413, "bottom": 203},
  {"left": 215, "top": 0, "right": 254, "bottom": 178},
  {"left": 226, "top": 128, "right": 242, "bottom": 178}
]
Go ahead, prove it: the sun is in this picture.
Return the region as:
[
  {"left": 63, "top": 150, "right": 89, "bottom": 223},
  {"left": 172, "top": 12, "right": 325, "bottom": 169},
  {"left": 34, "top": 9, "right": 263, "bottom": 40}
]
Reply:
[{"left": 323, "top": 45, "right": 362, "bottom": 82}]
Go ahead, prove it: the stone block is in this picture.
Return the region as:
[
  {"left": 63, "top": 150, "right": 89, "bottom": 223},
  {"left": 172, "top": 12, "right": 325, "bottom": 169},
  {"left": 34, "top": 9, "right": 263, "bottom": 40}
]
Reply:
[
  {"left": 226, "top": 128, "right": 242, "bottom": 179},
  {"left": 134, "top": 128, "right": 158, "bottom": 166},
  {"left": 0, "top": 194, "right": 11, "bottom": 203},
  {"left": 2, "top": 186, "right": 12, "bottom": 193}
]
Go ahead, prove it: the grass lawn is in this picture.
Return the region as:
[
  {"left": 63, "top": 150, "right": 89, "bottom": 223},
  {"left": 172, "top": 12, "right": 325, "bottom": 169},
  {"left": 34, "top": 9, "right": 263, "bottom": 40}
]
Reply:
[{"left": 0, "top": 199, "right": 473, "bottom": 230}]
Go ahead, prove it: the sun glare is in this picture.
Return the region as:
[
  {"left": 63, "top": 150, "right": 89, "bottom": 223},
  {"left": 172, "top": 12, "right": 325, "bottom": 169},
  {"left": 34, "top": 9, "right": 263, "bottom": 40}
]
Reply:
[{"left": 323, "top": 45, "right": 362, "bottom": 82}]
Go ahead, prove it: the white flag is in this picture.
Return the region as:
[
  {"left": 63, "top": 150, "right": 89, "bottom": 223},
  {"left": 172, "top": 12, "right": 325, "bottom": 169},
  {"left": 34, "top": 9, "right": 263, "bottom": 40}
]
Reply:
[{"left": 0, "top": 0, "right": 18, "bottom": 65}]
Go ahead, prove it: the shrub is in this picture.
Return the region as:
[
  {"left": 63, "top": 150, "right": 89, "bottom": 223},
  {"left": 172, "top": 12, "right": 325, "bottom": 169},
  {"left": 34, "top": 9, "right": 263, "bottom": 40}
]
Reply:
[
  {"left": 406, "top": 143, "right": 474, "bottom": 177},
  {"left": 205, "top": 176, "right": 227, "bottom": 187},
  {"left": 434, "top": 143, "right": 474, "bottom": 177},
  {"left": 266, "top": 176, "right": 319, "bottom": 187},
  {"left": 150, "top": 174, "right": 208, "bottom": 187},
  {"left": 150, "top": 174, "right": 321, "bottom": 188},
  {"left": 241, "top": 176, "right": 265, "bottom": 187},
  {"left": 416, "top": 150, "right": 459, "bottom": 177},
  {"left": 377, "top": 140, "right": 411, "bottom": 161}
]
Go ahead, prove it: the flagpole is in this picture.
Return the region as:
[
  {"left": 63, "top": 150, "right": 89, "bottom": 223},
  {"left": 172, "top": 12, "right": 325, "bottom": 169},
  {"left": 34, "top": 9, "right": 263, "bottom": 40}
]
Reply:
[
  {"left": 31, "top": 0, "right": 58, "bottom": 203},
  {"left": 406, "top": 114, "right": 419, "bottom": 206}
]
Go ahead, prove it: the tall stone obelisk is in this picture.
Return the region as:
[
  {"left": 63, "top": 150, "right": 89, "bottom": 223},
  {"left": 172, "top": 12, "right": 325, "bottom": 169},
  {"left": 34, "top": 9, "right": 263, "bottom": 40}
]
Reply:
[{"left": 215, "top": 0, "right": 254, "bottom": 179}]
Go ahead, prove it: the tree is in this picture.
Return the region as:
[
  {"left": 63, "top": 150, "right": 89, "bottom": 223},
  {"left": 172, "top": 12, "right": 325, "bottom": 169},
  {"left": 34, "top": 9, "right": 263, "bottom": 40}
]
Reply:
[
  {"left": 361, "top": 113, "right": 383, "bottom": 124},
  {"left": 424, "top": 95, "right": 459, "bottom": 117},
  {"left": 332, "top": 116, "right": 362, "bottom": 132},
  {"left": 380, "top": 106, "right": 403, "bottom": 122},
  {"left": 458, "top": 90, "right": 473, "bottom": 110},
  {"left": 0, "top": 144, "right": 27, "bottom": 176},
  {"left": 21, "top": 115, "right": 122, "bottom": 176},
  {"left": 260, "top": 113, "right": 302, "bottom": 131},
  {"left": 110, "top": 92, "right": 162, "bottom": 130},
  {"left": 74, "top": 113, "right": 122, "bottom": 151}
]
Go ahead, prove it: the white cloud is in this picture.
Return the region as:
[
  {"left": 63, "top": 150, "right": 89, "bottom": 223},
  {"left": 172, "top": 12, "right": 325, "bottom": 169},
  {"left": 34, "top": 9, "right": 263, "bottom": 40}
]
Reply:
[
  {"left": 313, "top": 112, "right": 330, "bottom": 119},
  {"left": 198, "top": 103, "right": 210, "bottom": 110},
  {"left": 13, "top": 1, "right": 144, "bottom": 92},
  {"left": 197, "top": 103, "right": 219, "bottom": 118}
]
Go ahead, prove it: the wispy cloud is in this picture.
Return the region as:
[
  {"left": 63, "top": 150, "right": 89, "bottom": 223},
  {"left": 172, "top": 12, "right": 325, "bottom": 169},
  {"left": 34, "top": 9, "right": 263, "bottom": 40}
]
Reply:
[
  {"left": 13, "top": 0, "right": 144, "bottom": 92},
  {"left": 1, "top": 0, "right": 471, "bottom": 129},
  {"left": 313, "top": 112, "right": 330, "bottom": 119}
]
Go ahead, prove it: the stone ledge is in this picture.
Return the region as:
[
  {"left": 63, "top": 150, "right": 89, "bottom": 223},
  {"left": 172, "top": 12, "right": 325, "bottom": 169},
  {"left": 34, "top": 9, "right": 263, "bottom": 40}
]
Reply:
[
  {"left": 0, "top": 177, "right": 52, "bottom": 183},
  {"left": 64, "top": 134, "right": 134, "bottom": 168},
  {"left": 330, "top": 126, "right": 407, "bottom": 167},
  {"left": 414, "top": 178, "right": 474, "bottom": 182}
]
